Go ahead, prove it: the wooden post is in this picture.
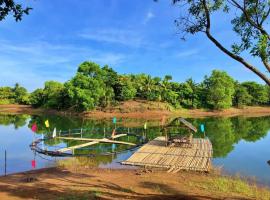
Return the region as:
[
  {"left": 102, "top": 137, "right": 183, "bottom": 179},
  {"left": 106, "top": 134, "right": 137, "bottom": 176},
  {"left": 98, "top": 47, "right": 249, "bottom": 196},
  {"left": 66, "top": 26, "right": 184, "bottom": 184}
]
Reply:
[{"left": 4, "top": 150, "right": 7, "bottom": 176}]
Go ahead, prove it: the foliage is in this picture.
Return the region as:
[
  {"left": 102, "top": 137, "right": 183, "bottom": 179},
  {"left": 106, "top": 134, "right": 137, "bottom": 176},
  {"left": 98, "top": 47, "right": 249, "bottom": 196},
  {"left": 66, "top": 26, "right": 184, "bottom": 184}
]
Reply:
[
  {"left": 0, "top": 0, "right": 31, "bottom": 22},
  {"left": 204, "top": 70, "right": 235, "bottom": 109},
  {"left": 233, "top": 83, "right": 252, "bottom": 107},
  {"left": 0, "top": 61, "right": 269, "bottom": 111},
  {"left": 242, "top": 81, "right": 269, "bottom": 105},
  {"left": 170, "top": 0, "right": 270, "bottom": 85}
]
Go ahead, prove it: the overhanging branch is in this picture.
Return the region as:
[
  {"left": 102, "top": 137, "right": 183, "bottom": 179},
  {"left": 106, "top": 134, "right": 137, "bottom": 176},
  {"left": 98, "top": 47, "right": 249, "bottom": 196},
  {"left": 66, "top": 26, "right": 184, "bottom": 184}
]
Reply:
[{"left": 202, "top": 0, "right": 270, "bottom": 85}]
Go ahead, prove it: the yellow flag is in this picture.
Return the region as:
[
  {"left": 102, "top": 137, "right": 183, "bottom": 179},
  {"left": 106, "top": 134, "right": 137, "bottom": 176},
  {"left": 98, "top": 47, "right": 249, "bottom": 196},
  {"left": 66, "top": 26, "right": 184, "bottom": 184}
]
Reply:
[
  {"left": 45, "top": 120, "right": 50, "bottom": 128},
  {"left": 144, "top": 122, "right": 147, "bottom": 130}
]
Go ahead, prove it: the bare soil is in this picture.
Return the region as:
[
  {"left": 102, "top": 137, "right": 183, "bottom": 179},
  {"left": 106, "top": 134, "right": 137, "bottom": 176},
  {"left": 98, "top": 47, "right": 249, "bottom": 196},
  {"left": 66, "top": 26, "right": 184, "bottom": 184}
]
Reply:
[
  {"left": 0, "top": 101, "right": 270, "bottom": 119},
  {"left": 0, "top": 167, "right": 267, "bottom": 200}
]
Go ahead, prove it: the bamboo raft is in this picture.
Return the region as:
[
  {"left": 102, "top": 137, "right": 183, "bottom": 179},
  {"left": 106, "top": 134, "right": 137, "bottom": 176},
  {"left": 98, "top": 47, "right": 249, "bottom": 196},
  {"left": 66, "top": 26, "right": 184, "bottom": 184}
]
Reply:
[{"left": 122, "top": 136, "right": 213, "bottom": 172}]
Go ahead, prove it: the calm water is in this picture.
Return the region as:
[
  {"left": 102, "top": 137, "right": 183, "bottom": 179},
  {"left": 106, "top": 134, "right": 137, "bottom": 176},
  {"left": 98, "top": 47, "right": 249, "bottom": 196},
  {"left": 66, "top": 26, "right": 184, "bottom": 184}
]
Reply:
[{"left": 0, "top": 114, "right": 270, "bottom": 186}]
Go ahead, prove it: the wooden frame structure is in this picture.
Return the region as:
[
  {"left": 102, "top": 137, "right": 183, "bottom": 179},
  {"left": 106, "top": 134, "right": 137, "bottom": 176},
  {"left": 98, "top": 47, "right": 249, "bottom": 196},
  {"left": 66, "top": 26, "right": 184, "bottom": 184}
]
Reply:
[{"left": 164, "top": 118, "right": 198, "bottom": 147}]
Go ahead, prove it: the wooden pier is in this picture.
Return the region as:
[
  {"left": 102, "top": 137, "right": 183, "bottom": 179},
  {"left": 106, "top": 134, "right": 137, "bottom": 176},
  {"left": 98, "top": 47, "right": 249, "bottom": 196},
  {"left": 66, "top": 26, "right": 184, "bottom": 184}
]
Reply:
[{"left": 122, "top": 136, "right": 213, "bottom": 172}]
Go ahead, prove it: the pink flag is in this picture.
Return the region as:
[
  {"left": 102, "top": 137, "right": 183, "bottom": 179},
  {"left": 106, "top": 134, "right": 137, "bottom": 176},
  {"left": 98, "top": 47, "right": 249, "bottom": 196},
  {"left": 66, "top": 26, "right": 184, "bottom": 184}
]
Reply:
[
  {"left": 31, "top": 160, "right": 36, "bottom": 169},
  {"left": 31, "top": 123, "right": 37, "bottom": 132}
]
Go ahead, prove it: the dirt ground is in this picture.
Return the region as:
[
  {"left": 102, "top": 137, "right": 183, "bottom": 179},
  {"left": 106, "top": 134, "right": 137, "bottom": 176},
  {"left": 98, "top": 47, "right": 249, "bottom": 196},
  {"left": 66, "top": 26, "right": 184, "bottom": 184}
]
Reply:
[
  {"left": 0, "top": 167, "right": 268, "bottom": 200},
  {"left": 1, "top": 102, "right": 270, "bottom": 119}
]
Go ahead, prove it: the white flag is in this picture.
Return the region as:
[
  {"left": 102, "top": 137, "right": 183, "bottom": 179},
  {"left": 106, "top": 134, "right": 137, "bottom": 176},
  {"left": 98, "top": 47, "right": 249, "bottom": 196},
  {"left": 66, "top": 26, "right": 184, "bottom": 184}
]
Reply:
[{"left": 52, "top": 128, "right": 57, "bottom": 138}]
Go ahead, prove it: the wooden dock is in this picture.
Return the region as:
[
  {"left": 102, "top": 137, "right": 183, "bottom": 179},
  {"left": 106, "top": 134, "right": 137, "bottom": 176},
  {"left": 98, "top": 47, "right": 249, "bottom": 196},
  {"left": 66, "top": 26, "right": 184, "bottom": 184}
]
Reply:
[{"left": 122, "top": 136, "right": 212, "bottom": 172}]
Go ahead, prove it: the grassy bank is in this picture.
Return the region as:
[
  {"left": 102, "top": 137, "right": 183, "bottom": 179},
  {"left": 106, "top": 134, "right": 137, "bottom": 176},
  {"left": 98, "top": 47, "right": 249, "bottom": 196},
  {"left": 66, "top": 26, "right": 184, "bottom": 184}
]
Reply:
[
  {"left": 0, "top": 166, "right": 269, "bottom": 200},
  {"left": 1, "top": 101, "right": 270, "bottom": 119}
]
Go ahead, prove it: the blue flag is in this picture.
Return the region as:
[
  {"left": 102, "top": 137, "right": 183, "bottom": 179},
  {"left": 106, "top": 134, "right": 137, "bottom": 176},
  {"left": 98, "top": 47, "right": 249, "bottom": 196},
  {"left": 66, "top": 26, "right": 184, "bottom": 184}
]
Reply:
[
  {"left": 113, "top": 117, "right": 117, "bottom": 124},
  {"left": 200, "top": 124, "right": 205, "bottom": 132}
]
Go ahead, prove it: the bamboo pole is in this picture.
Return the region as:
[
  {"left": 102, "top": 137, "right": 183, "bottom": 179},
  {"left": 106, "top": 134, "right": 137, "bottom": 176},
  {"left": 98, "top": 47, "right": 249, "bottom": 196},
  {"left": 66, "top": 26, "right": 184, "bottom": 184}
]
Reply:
[{"left": 57, "top": 136, "right": 136, "bottom": 146}]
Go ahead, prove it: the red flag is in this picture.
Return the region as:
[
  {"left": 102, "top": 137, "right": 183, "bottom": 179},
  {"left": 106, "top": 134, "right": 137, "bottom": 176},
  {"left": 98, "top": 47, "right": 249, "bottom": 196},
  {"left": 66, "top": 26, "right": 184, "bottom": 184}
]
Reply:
[
  {"left": 31, "top": 123, "right": 37, "bottom": 132},
  {"left": 31, "top": 160, "right": 36, "bottom": 169}
]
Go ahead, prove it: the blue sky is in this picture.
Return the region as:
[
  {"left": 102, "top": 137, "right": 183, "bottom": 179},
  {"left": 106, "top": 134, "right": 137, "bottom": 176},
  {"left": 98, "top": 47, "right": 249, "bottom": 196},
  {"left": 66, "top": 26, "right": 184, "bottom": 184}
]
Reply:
[{"left": 0, "top": 0, "right": 266, "bottom": 91}]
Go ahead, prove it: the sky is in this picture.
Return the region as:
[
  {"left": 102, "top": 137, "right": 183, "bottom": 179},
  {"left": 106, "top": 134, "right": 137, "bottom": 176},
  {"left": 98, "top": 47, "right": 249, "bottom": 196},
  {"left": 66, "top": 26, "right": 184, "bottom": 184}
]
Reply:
[{"left": 0, "top": 0, "right": 267, "bottom": 91}]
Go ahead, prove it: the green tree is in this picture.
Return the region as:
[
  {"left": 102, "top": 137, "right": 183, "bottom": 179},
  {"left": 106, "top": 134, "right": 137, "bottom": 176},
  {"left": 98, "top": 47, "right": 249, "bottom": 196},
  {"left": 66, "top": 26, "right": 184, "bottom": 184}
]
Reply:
[
  {"left": 30, "top": 88, "right": 44, "bottom": 107},
  {"left": 178, "top": 79, "right": 200, "bottom": 108},
  {"left": 233, "top": 83, "right": 252, "bottom": 107},
  {"left": 13, "top": 83, "right": 30, "bottom": 104},
  {"left": 205, "top": 70, "right": 235, "bottom": 110},
  {"left": 0, "top": 0, "right": 31, "bottom": 22},
  {"left": 115, "top": 76, "right": 136, "bottom": 101},
  {"left": 65, "top": 62, "right": 107, "bottom": 111},
  {"left": 0, "top": 86, "right": 14, "bottom": 104},
  {"left": 170, "top": 0, "right": 270, "bottom": 85},
  {"left": 43, "top": 81, "right": 64, "bottom": 109},
  {"left": 242, "top": 81, "right": 269, "bottom": 105}
]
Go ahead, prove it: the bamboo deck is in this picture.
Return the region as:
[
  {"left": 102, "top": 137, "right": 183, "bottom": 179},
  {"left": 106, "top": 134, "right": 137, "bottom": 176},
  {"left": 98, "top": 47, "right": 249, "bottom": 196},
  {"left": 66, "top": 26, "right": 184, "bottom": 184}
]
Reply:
[{"left": 122, "top": 136, "right": 212, "bottom": 172}]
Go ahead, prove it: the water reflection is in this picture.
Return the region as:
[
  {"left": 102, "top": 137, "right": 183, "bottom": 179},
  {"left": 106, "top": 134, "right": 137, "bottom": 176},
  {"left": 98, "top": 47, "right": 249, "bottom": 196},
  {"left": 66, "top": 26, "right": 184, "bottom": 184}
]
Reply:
[
  {"left": 0, "top": 114, "right": 270, "bottom": 159},
  {"left": 0, "top": 113, "right": 270, "bottom": 184}
]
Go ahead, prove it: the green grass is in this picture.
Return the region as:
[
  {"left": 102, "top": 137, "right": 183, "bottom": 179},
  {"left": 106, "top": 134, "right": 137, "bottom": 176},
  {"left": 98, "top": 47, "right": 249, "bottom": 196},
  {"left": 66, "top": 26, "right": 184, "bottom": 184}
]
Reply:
[
  {"left": 194, "top": 175, "right": 270, "bottom": 200},
  {"left": 57, "top": 190, "right": 102, "bottom": 200}
]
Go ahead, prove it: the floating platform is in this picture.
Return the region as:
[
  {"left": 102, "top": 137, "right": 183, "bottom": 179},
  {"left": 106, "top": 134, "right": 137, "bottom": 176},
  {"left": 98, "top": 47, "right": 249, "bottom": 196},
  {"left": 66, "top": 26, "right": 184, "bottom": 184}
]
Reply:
[{"left": 122, "top": 136, "right": 212, "bottom": 172}]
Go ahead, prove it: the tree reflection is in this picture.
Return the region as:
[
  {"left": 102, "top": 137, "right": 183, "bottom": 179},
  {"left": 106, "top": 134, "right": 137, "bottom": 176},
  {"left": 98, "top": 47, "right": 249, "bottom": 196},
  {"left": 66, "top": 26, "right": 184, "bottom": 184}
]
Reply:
[{"left": 0, "top": 114, "right": 269, "bottom": 159}]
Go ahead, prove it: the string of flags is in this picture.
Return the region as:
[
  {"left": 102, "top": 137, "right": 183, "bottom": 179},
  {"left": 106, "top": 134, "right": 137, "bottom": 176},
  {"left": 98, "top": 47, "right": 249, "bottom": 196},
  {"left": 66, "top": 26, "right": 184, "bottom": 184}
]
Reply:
[{"left": 31, "top": 119, "right": 51, "bottom": 133}]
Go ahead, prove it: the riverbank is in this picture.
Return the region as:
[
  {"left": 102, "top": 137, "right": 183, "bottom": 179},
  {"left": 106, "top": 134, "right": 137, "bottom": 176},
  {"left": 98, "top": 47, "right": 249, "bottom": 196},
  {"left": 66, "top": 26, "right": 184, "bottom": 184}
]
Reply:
[
  {"left": 1, "top": 101, "right": 270, "bottom": 119},
  {"left": 0, "top": 166, "right": 269, "bottom": 200}
]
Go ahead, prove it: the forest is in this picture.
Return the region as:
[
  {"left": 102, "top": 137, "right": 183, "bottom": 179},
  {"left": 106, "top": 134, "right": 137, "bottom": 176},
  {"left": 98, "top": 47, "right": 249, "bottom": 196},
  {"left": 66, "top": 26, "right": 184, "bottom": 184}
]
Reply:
[{"left": 0, "top": 61, "right": 269, "bottom": 111}]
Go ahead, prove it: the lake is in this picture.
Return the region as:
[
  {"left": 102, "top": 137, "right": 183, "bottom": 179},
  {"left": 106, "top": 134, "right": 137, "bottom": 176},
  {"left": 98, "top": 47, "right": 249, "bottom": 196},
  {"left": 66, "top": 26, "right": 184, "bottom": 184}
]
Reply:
[{"left": 0, "top": 113, "right": 270, "bottom": 186}]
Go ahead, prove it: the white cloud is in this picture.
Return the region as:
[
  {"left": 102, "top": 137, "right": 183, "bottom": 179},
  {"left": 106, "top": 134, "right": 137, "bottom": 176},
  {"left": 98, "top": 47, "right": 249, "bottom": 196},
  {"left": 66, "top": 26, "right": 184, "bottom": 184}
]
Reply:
[
  {"left": 143, "top": 11, "right": 155, "bottom": 25},
  {"left": 175, "top": 49, "right": 200, "bottom": 58},
  {"left": 0, "top": 40, "right": 127, "bottom": 91},
  {"left": 78, "top": 28, "right": 144, "bottom": 47}
]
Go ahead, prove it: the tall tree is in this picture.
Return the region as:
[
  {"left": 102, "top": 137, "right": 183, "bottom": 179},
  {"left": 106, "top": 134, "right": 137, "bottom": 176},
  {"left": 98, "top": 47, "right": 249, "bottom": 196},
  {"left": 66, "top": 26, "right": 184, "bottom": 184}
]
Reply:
[
  {"left": 204, "top": 70, "right": 235, "bottom": 109},
  {"left": 0, "top": 0, "right": 31, "bottom": 22},
  {"left": 170, "top": 0, "right": 270, "bottom": 85}
]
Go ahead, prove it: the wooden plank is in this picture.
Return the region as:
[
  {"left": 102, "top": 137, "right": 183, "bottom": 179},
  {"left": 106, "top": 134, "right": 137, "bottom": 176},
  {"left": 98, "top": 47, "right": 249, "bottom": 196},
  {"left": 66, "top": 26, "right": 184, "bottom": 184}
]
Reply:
[
  {"left": 111, "top": 134, "right": 127, "bottom": 139},
  {"left": 57, "top": 136, "right": 136, "bottom": 146},
  {"left": 58, "top": 141, "right": 99, "bottom": 153},
  {"left": 122, "top": 136, "right": 212, "bottom": 172}
]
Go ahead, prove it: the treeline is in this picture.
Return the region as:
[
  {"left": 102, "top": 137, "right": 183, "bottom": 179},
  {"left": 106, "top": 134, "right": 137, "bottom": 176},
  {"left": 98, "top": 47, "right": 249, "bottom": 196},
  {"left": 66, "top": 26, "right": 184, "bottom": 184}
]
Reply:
[{"left": 0, "top": 61, "right": 269, "bottom": 111}]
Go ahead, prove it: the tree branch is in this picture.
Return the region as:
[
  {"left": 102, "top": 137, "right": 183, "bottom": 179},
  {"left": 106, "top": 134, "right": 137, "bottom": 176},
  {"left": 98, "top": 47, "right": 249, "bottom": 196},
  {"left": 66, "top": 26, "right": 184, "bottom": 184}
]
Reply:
[
  {"left": 229, "top": 0, "right": 270, "bottom": 40},
  {"left": 202, "top": 0, "right": 270, "bottom": 85}
]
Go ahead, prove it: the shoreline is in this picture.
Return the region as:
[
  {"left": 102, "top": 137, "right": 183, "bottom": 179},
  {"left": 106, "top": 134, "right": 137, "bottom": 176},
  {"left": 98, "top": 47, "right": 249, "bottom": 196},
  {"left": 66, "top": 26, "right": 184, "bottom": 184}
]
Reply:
[
  {"left": 0, "top": 103, "right": 270, "bottom": 119},
  {"left": 0, "top": 166, "right": 269, "bottom": 200}
]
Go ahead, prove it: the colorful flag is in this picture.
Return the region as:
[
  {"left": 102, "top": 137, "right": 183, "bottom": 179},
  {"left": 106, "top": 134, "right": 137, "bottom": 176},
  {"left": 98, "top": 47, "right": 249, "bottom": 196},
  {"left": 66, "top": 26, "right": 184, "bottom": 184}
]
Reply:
[
  {"left": 144, "top": 122, "right": 147, "bottom": 130},
  {"left": 31, "top": 123, "right": 37, "bottom": 132},
  {"left": 45, "top": 120, "right": 50, "bottom": 128},
  {"left": 200, "top": 124, "right": 205, "bottom": 132},
  {"left": 112, "top": 117, "right": 117, "bottom": 124},
  {"left": 31, "top": 160, "right": 36, "bottom": 169},
  {"left": 52, "top": 128, "right": 57, "bottom": 138}
]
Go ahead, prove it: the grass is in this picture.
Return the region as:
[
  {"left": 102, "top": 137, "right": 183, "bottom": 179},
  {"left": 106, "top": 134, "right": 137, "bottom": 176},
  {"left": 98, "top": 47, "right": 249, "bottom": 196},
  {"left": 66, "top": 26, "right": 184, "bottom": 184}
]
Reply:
[
  {"left": 194, "top": 175, "right": 270, "bottom": 200},
  {"left": 57, "top": 190, "right": 102, "bottom": 200}
]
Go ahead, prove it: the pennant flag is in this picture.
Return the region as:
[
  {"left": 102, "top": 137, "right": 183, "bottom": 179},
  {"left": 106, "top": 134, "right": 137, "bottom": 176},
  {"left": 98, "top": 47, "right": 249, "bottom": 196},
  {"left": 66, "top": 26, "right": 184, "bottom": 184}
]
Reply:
[
  {"left": 52, "top": 128, "right": 57, "bottom": 138},
  {"left": 45, "top": 120, "right": 50, "bottom": 128},
  {"left": 112, "top": 117, "right": 117, "bottom": 124},
  {"left": 31, "top": 160, "right": 36, "bottom": 169},
  {"left": 200, "top": 124, "right": 205, "bottom": 133},
  {"left": 31, "top": 123, "right": 37, "bottom": 132},
  {"left": 144, "top": 122, "right": 147, "bottom": 130}
]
